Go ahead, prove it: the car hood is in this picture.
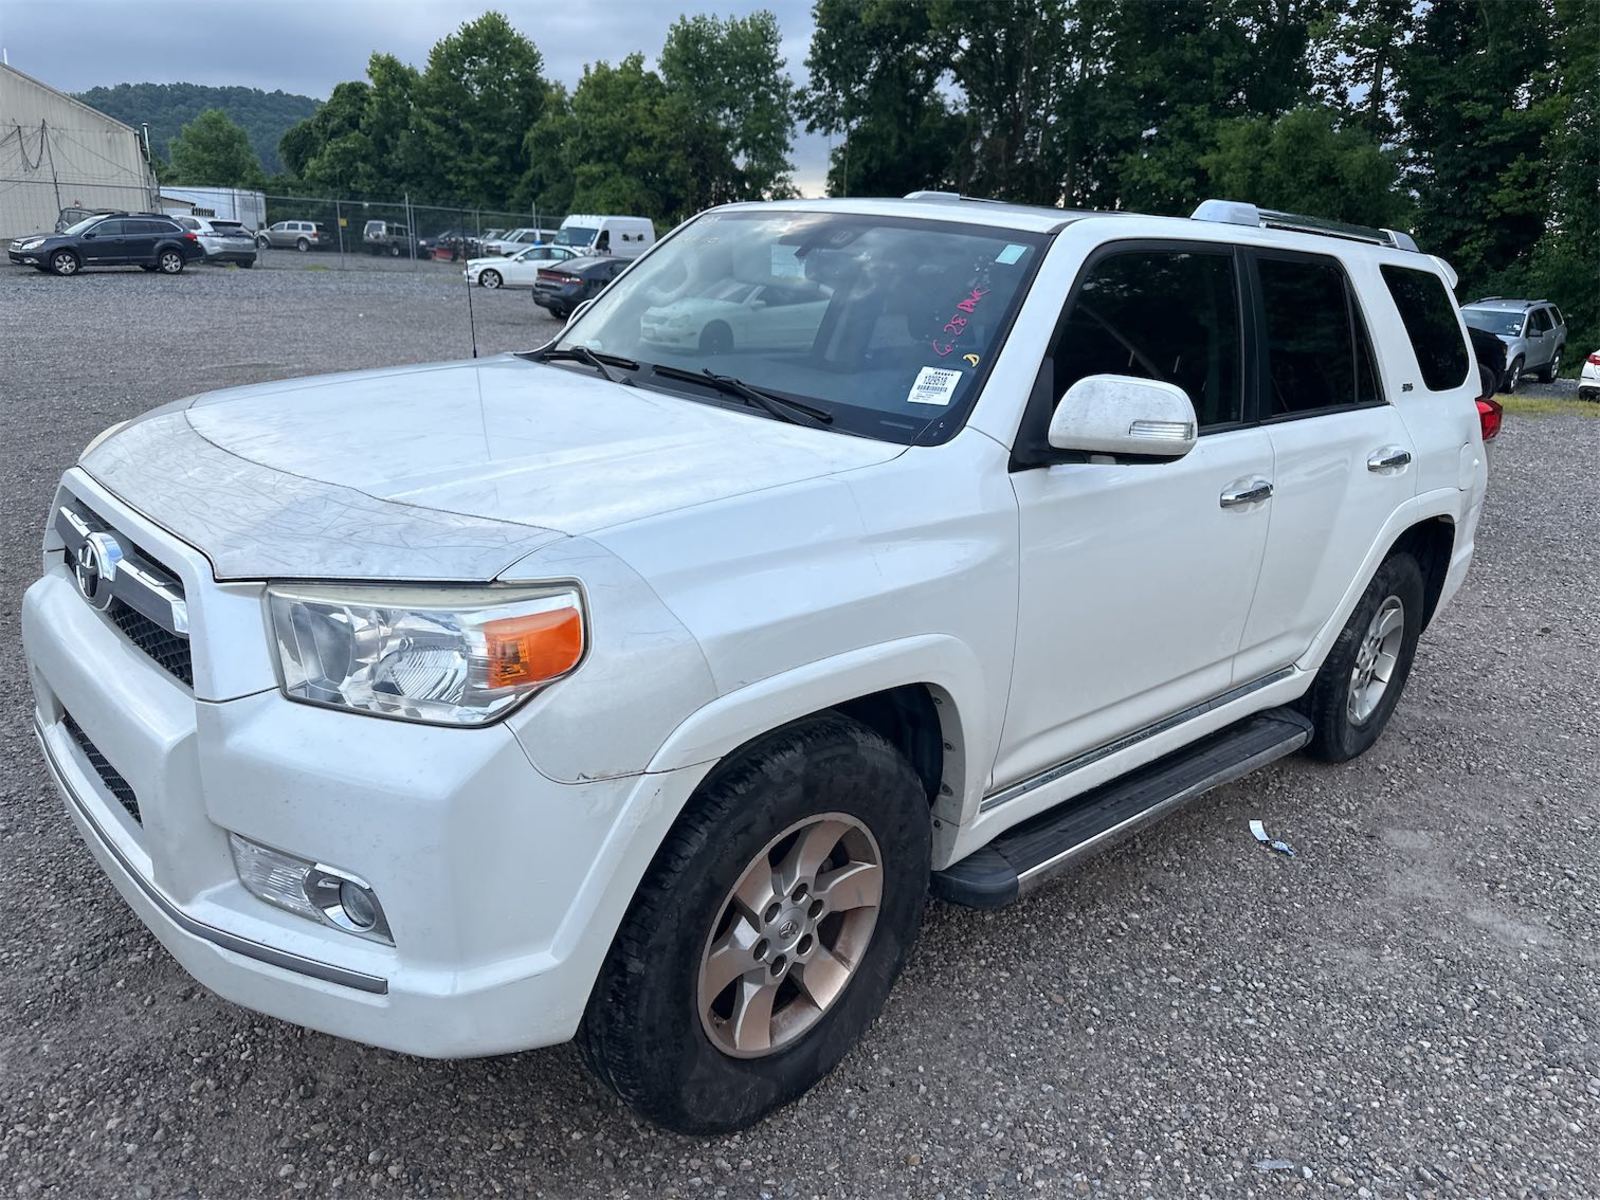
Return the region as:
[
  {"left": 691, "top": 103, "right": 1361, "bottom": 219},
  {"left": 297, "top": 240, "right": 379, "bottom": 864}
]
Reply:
[{"left": 81, "top": 354, "right": 903, "bottom": 580}]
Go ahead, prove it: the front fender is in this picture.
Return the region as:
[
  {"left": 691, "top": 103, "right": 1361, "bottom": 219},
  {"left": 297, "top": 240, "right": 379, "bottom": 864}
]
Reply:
[{"left": 647, "top": 633, "right": 993, "bottom": 819}]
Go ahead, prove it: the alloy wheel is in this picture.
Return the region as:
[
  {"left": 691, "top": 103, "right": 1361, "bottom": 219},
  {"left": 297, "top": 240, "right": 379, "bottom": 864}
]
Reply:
[
  {"left": 1348, "top": 595, "right": 1405, "bottom": 724},
  {"left": 160, "top": 251, "right": 183, "bottom": 273},
  {"left": 53, "top": 253, "right": 77, "bottom": 276},
  {"left": 698, "top": 813, "right": 883, "bottom": 1059}
]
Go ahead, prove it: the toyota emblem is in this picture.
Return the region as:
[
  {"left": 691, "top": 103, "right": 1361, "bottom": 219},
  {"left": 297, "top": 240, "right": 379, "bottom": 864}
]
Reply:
[{"left": 73, "top": 531, "right": 123, "bottom": 610}]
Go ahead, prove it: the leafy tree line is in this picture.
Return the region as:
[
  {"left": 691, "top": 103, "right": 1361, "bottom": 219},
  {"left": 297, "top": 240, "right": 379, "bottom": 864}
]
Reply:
[
  {"left": 153, "top": 2, "right": 1594, "bottom": 362},
  {"left": 74, "top": 82, "right": 317, "bottom": 174},
  {"left": 803, "top": 0, "right": 1596, "bottom": 363}
]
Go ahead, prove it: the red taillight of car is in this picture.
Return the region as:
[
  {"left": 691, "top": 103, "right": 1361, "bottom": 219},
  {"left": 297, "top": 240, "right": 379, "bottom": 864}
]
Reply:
[
  {"left": 1476, "top": 397, "right": 1503, "bottom": 442},
  {"left": 1588, "top": 352, "right": 1600, "bottom": 366},
  {"left": 182, "top": 232, "right": 198, "bottom": 241}
]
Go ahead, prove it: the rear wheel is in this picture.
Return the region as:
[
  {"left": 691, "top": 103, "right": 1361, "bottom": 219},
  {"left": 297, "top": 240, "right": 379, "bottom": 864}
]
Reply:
[
  {"left": 479, "top": 269, "right": 502, "bottom": 289},
  {"left": 296, "top": 237, "right": 310, "bottom": 252},
  {"left": 578, "top": 713, "right": 930, "bottom": 1134},
  {"left": 1301, "top": 552, "right": 1425, "bottom": 762},
  {"left": 1537, "top": 350, "right": 1562, "bottom": 383},
  {"left": 49, "top": 249, "right": 80, "bottom": 276},
  {"left": 157, "top": 248, "right": 185, "bottom": 274},
  {"left": 389, "top": 243, "right": 402, "bottom": 257}
]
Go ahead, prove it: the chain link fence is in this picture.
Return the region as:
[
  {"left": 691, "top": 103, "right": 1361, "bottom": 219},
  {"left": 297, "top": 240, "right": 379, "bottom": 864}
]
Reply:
[
  {"left": 4, "top": 177, "right": 568, "bottom": 276},
  {"left": 255, "top": 194, "right": 567, "bottom": 274}
]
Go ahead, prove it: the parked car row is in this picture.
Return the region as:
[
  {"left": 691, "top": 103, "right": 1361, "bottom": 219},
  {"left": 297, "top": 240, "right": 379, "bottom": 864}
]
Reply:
[{"left": 8, "top": 211, "right": 205, "bottom": 275}]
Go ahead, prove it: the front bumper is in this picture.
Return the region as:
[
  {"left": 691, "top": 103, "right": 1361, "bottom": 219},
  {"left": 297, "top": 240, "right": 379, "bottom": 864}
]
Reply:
[
  {"left": 9, "top": 248, "right": 43, "bottom": 264},
  {"left": 21, "top": 484, "right": 701, "bottom": 1057}
]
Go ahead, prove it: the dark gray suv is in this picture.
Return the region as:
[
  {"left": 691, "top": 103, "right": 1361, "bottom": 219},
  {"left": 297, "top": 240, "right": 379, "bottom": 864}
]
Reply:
[{"left": 1460, "top": 298, "right": 1567, "bottom": 392}]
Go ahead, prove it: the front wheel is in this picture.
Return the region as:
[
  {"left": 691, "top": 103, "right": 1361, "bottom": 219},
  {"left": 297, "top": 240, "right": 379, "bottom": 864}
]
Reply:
[
  {"left": 479, "top": 269, "right": 502, "bottom": 289},
  {"left": 49, "top": 250, "right": 80, "bottom": 276},
  {"left": 296, "top": 238, "right": 310, "bottom": 252},
  {"left": 389, "top": 243, "right": 402, "bottom": 257},
  {"left": 578, "top": 713, "right": 930, "bottom": 1134},
  {"left": 1503, "top": 357, "right": 1524, "bottom": 393},
  {"left": 1301, "top": 551, "right": 1425, "bottom": 762}
]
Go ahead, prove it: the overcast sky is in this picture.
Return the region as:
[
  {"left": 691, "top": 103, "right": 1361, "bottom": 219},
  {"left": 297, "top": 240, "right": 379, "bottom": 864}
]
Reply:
[{"left": 0, "top": 0, "right": 834, "bottom": 194}]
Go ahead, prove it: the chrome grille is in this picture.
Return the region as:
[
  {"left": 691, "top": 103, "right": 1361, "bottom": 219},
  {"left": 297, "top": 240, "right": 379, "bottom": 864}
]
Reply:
[
  {"left": 62, "top": 713, "right": 141, "bottom": 823},
  {"left": 55, "top": 490, "right": 193, "bottom": 688}
]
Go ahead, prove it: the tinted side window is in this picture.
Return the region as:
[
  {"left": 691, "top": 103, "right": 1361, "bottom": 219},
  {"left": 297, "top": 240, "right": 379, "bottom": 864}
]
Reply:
[
  {"left": 1053, "top": 247, "right": 1243, "bottom": 428},
  {"left": 1551, "top": 307, "right": 1563, "bottom": 326},
  {"left": 1532, "top": 308, "right": 1554, "bottom": 333},
  {"left": 1380, "top": 264, "right": 1470, "bottom": 391},
  {"left": 131, "top": 219, "right": 175, "bottom": 234},
  {"left": 90, "top": 219, "right": 125, "bottom": 236},
  {"left": 1257, "top": 255, "right": 1380, "bottom": 416}
]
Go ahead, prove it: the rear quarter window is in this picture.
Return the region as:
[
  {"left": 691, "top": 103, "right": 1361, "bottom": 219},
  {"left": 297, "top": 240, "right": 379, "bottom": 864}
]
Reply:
[{"left": 1380, "top": 265, "right": 1471, "bottom": 392}]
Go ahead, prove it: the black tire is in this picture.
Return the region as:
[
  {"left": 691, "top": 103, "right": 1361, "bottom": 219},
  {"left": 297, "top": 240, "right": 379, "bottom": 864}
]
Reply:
[
  {"left": 1537, "top": 349, "right": 1562, "bottom": 383},
  {"left": 256, "top": 235, "right": 269, "bottom": 249},
  {"left": 389, "top": 243, "right": 402, "bottom": 257},
  {"left": 1504, "top": 357, "right": 1524, "bottom": 393},
  {"left": 296, "top": 237, "right": 310, "bottom": 252},
  {"left": 699, "top": 321, "right": 733, "bottom": 355},
  {"left": 48, "top": 249, "right": 80, "bottom": 277},
  {"left": 1301, "top": 552, "right": 1425, "bottom": 762},
  {"left": 157, "top": 248, "right": 185, "bottom": 275},
  {"left": 479, "top": 269, "right": 502, "bottom": 289},
  {"left": 578, "top": 712, "right": 930, "bottom": 1135}
]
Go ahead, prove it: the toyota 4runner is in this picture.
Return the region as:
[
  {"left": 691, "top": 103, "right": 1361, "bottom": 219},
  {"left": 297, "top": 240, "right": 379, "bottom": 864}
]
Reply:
[{"left": 24, "top": 194, "right": 1490, "bottom": 1134}]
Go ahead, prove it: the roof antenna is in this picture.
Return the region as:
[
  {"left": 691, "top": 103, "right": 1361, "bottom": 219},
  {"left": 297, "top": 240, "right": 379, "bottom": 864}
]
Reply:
[{"left": 463, "top": 249, "right": 479, "bottom": 359}]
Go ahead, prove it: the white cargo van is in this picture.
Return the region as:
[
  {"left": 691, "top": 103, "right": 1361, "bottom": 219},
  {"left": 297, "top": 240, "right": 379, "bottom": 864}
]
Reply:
[{"left": 554, "top": 213, "right": 655, "bottom": 258}]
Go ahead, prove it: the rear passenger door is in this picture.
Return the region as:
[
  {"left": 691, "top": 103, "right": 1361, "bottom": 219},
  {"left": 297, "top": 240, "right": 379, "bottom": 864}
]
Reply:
[
  {"left": 1233, "top": 250, "right": 1417, "bottom": 681},
  {"left": 1528, "top": 307, "right": 1555, "bottom": 369},
  {"left": 124, "top": 219, "right": 166, "bottom": 264}
]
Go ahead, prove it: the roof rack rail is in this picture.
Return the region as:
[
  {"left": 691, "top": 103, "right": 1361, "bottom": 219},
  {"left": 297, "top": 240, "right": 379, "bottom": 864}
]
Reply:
[
  {"left": 902, "top": 190, "right": 1007, "bottom": 205},
  {"left": 1191, "top": 199, "right": 1419, "bottom": 252}
]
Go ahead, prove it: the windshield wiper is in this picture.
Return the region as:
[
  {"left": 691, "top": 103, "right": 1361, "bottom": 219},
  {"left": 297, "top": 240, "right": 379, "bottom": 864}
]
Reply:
[
  {"left": 529, "top": 345, "right": 638, "bottom": 385},
  {"left": 650, "top": 364, "right": 834, "bottom": 428}
]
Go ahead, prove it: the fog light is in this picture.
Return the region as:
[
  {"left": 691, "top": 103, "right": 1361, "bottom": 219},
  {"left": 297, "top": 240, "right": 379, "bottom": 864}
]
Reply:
[
  {"left": 337, "top": 879, "right": 378, "bottom": 930},
  {"left": 229, "top": 834, "right": 393, "bottom": 945}
]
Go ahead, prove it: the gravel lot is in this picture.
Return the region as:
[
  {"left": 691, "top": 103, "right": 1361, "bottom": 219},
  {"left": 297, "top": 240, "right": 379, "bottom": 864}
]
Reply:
[{"left": 2, "top": 263, "right": 1597, "bottom": 1199}]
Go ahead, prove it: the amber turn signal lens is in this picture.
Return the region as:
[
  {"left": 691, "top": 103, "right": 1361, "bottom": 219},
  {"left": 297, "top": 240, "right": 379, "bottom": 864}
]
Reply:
[{"left": 483, "top": 606, "right": 583, "bottom": 688}]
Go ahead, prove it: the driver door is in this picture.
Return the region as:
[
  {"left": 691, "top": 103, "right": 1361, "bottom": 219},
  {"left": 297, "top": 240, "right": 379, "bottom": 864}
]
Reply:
[
  {"left": 996, "top": 242, "right": 1274, "bottom": 788},
  {"left": 82, "top": 218, "right": 126, "bottom": 264}
]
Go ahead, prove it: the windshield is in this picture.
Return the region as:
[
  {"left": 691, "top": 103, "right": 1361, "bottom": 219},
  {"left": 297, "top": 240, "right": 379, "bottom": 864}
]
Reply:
[
  {"left": 556, "top": 225, "right": 597, "bottom": 247},
  {"left": 557, "top": 209, "right": 1046, "bottom": 444},
  {"left": 1463, "top": 308, "right": 1524, "bottom": 337}
]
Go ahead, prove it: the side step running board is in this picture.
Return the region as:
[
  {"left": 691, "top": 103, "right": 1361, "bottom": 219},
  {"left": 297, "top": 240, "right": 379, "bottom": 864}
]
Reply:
[{"left": 931, "top": 707, "right": 1312, "bottom": 909}]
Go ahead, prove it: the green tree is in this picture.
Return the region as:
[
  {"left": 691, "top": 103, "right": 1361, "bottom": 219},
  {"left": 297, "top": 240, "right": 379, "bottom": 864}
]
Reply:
[
  {"left": 658, "top": 11, "right": 797, "bottom": 206},
  {"left": 1200, "top": 105, "right": 1411, "bottom": 226},
  {"left": 413, "top": 11, "right": 551, "bottom": 207},
  {"left": 1308, "top": 0, "right": 1413, "bottom": 142},
  {"left": 168, "top": 108, "right": 266, "bottom": 188},
  {"left": 800, "top": 0, "right": 959, "bottom": 196},
  {"left": 76, "top": 82, "right": 318, "bottom": 174},
  {"left": 1397, "top": 0, "right": 1561, "bottom": 285}
]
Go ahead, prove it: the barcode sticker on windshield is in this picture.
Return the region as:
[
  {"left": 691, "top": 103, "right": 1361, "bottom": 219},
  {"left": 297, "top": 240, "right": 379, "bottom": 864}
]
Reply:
[{"left": 906, "top": 367, "right": 963, "bottom": 406}]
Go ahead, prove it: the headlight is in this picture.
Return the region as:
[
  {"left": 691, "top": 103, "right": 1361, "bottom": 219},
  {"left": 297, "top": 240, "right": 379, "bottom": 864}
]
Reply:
[{"left": 267, "top": 583, "right": 585, "bottom": 726}]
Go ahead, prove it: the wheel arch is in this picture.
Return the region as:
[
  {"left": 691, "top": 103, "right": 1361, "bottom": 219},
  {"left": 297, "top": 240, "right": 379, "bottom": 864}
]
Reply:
[{"left": 1297, "top": 499, "right": 1458, "bottom": 677}]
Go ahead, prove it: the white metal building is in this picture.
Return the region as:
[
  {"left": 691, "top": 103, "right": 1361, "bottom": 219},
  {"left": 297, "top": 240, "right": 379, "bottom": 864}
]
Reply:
[{"left": 0, "top": 62, "right": 158, "bottom": 240}]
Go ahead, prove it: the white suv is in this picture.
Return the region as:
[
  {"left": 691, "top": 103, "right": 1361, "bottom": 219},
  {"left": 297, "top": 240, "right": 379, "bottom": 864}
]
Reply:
[{"left": 23, "top": 194, "right": 1489, "bottom": 1135}]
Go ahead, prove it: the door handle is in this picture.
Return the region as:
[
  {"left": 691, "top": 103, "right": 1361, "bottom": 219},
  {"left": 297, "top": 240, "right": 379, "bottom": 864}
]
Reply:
[
  {"left": 1220, "top": 479, "right": 1273, "bottom": 508},
  {"left": 1367, "top": 447, "right": 1412, "bottom": 472}
]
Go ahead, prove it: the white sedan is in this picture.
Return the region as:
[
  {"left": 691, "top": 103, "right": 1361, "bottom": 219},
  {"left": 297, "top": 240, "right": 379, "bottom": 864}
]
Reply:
[
  {"left": 640, "top": 279, "right": 831, "bottom": 354},
  {"left": 464, "top": 244, "right": 580, "bottom": 289}
]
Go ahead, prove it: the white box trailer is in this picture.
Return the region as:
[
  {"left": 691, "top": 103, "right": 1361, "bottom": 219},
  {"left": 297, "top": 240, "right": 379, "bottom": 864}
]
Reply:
[{"left": 159, "top": 186, "right": 267, "bottom": 232}]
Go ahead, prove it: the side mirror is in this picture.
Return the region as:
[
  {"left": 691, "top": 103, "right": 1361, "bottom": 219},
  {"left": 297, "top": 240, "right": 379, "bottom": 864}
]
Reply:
[{"left": 1048, "top": 375, "right": 1198, "bottom": 459}]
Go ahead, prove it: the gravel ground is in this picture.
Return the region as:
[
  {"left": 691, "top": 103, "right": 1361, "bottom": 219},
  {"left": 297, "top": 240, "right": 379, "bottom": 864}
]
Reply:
[{"left": 2, "top": 264, "right": 1598, "bottom": 1199}]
